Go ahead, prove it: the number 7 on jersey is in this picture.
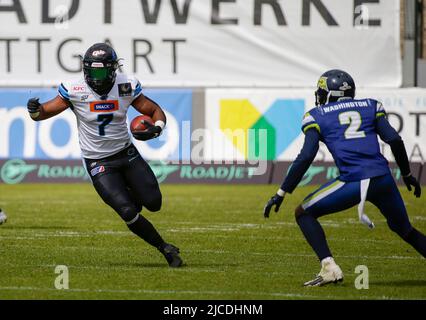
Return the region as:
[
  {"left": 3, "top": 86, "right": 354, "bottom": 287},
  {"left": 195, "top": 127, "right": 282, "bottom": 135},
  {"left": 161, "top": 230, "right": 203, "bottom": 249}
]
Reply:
[{"left": 97, "top": 114, "right": 114, "bottom": 136}]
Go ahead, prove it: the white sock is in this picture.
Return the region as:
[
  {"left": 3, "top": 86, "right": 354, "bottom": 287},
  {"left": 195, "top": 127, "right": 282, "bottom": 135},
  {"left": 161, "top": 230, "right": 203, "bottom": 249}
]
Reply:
[{"left": 321, "top": 256, "right": 335, "bottom": 266}]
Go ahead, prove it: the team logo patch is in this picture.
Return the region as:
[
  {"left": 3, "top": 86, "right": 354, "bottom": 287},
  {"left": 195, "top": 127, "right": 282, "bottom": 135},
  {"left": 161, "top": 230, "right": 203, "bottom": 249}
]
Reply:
[
  {"left": 92, "top": 50, "right": 106, "bottom": 57},
  {"left": 90, "top": 166, "right": 105, "bottom": 176},
  {"left": 90, "top": 100, "right": 119, "bottom": 112},
  {"left": 118, "top": 83, "right": 132, "bottom": 97}
]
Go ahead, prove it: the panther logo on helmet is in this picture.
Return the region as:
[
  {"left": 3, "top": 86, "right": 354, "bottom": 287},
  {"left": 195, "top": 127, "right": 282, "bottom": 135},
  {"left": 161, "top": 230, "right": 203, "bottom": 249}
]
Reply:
[
  {"left": 315, "top": 70, "right": 356, "bottom": 106},
  {"left": 317, "top": 77, "right": 328, "bottom": 91}
]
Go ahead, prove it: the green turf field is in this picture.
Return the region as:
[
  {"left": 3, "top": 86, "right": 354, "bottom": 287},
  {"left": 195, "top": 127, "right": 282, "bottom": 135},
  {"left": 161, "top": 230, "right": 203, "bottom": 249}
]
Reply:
[{"left": 0, "top": 183, "right": 425, "bottom": 300}]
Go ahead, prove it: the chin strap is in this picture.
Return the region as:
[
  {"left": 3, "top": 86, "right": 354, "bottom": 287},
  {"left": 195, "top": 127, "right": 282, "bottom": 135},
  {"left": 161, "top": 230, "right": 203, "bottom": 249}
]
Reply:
[{"left": 358, "top": 178, "right": 375, "bottom": 229}]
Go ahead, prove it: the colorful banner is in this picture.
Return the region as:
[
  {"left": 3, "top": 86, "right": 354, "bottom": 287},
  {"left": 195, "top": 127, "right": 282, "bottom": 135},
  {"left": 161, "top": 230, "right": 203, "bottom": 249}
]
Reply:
[
  {"left": 0, "top": 159, "right": 272, "bottom": 184},
  {"left": 1, "top": 159, "right": 423, "bottom": 185},
  {"left": 205, "top": 88, "right": 426, "bottom": 163},
  {"left": 0, "top": 0, "right": 401, "bottom": 87},
  {"left": 0, "top": 88, "right": 192, "bottom": 161}
]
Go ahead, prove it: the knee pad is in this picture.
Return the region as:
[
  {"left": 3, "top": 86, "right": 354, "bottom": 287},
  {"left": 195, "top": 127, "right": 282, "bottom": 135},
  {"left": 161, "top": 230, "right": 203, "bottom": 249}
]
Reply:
[{"left": 118, "top": 206, "right": 139, "bottom": 223}]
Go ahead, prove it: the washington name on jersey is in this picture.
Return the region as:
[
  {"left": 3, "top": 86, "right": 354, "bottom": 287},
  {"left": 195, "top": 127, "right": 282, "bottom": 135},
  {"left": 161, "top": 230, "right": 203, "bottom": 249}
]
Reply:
[{"left": 58, "top": 73, "right": 142, "bottom": 159}]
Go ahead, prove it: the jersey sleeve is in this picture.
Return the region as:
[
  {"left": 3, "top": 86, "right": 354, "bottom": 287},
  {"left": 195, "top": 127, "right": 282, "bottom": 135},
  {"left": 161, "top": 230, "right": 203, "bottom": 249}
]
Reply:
[
  {"left": 129, "top": 77, "right": 143, "bottom": 101},
  {"left": 58, "top": 82, "right": 71, "bottom": 101},
  {"left": 301, "top": 111, "right": 320, "bottom": 134},
  {"left": 375, "top": 100, "right": 386, "bottom": 119}
]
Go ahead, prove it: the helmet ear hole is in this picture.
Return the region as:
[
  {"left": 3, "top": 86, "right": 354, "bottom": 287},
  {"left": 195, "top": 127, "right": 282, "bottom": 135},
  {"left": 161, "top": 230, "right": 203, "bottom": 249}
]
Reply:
[{"left": 315, "top": 88, "right": 328, "bottom": 106}]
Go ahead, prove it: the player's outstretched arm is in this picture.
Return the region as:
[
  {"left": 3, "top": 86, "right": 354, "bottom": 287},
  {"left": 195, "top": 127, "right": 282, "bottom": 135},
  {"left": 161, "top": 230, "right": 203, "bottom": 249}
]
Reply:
[
  {"left": 27, "top": 96, "right": 69, "bottom": 121},
  {"left": 131, "top": 94, "right": 167, "bottom": 141},
  {"left": 376, "top": 116, "right": 421, "bottom": 198},
  {"left": 263, "top": 129, "right": 320, "bottom": 218}
]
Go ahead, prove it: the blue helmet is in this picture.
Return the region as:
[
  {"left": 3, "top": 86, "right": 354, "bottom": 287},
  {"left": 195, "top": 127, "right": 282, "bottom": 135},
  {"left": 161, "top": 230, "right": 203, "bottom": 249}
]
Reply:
[{"left": 315, "top": 69, "right": 356, "bottom": 106}]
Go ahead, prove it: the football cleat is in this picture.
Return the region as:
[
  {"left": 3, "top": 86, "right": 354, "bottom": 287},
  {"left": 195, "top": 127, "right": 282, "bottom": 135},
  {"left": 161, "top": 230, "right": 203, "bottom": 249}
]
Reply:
[
  {"left": 159, "top": 243, "right": 183, "bottom": 268},
  {"left": 0, "top": 209, "right": 7, "bottom": 225},
  {"left": 304, "top": 257, "right": 343, "bottom": 287}
]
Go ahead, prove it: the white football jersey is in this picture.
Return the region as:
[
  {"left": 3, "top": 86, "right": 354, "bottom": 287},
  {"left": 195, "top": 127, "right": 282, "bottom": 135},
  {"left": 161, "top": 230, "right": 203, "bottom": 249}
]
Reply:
[{"left": 59, "top": 73, "right": 142, "bottom": 159}]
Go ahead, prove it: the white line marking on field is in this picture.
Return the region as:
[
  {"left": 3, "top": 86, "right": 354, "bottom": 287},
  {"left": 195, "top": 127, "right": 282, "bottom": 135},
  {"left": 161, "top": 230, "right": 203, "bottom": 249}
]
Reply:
[
  {"left": 412, "top": 216, "right": 426, "bottom": 221},
  {"left": 1, "top": 286, "right": 423, "bottom": 300},
  {"left": 0, "top": 286, "right": 320, "bottom": 298},
  {"left": 1, "top": 244, "right": 422, "bottom": 261},
  {"left": 182, "top": 250, "right": 422, "bottom": 261}
]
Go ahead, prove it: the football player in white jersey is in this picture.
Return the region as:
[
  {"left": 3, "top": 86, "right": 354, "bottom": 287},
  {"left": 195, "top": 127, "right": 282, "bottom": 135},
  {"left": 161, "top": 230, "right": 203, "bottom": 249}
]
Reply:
[{"left": 26, "top": 43, "right": 182, "bottom": 267}]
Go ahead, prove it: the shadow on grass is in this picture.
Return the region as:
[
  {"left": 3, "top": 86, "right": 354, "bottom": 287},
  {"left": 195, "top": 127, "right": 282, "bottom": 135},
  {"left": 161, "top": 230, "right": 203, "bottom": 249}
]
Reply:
[{"left": 370, "top": 280, "right": 426, "bottom": 287}]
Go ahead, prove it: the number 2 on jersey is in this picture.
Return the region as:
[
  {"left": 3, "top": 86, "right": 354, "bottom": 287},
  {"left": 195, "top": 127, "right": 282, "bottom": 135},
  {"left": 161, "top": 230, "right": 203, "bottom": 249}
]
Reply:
[
  {"left": 338, "top": 111, "right": 366, "bottom": 140},
  {"left": 97, "top": 114, "right": 113, "bottom": 136}
]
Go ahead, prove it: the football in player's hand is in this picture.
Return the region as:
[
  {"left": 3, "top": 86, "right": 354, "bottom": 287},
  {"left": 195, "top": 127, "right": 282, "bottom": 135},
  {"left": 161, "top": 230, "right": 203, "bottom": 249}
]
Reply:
[{"left": 130, "top": 115, "right": 154, "bottom": 133}]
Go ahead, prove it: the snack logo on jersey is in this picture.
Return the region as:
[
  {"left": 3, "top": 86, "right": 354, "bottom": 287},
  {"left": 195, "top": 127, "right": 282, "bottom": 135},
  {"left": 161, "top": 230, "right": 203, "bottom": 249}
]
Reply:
[
  {"left": 90, "top": 100, "right": 119, "bottom": 112},
  {"left": 0, "top": 88, "right": 192, "bottom": 161}
]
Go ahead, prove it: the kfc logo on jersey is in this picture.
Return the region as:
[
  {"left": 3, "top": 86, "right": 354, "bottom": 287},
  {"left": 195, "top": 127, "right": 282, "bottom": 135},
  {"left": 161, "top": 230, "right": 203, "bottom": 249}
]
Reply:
[
  {"left": 92, "top": 50, "right": 106, "bottom": 57},
  {"left": 73, "top": 86, "right": 85, "bottom": 92},
  {"left": 90, "top": 100, "right": 119, "bottom": 112}
]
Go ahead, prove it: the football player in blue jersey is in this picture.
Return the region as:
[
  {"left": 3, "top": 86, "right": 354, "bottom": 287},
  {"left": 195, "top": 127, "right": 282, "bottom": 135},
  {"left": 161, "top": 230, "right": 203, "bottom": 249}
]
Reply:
[{"left": 263, "top": 69, "right": 425, "bottom": 286}]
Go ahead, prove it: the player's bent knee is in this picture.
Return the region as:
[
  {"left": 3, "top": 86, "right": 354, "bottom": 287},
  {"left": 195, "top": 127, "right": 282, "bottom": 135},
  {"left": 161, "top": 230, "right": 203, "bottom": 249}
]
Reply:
[
  {"left": 118, "top": 206, "right": 139, "bottom": 223},
  {"left": 144, "top": 193, "right": 162, "bottom": 212},
  {"left": 145, "top": 202, "right": 161, "bottom": 212},
  {"left": 295, "top": 205, "right": 305, "bottom": 220}
]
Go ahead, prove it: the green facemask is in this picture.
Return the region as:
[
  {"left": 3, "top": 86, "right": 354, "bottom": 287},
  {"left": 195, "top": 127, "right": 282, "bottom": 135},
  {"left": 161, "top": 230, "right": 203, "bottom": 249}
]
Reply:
[{"left": 86, "top": 67, "right": 109, "bottom": 81}]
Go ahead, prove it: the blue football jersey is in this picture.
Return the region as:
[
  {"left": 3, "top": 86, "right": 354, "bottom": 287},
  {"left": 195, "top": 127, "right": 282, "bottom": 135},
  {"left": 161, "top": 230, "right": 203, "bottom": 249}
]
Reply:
[{"left": 301, "top": 98, "right": 390, "bottom": 181}]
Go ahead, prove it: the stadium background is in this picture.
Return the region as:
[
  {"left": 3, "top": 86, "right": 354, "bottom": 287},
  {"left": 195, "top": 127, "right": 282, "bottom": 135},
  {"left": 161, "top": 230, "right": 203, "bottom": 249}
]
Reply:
[
  {"left": 1, "top": 0, "right": 426, "bottom": 301},
  {"left": 0, "top": 0, "right": 425, "bottom": 186}
]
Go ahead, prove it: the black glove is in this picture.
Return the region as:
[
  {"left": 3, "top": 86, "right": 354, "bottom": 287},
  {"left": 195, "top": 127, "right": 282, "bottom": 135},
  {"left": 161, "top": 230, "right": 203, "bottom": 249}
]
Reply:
[
  {"left": 403, "top": 174, "right": 421, "bottom": 198},
  {"left": 27, "top": 97, "right": 41, "bottom": 118},
  {"left": 263, "top": 194, "right": 284, "bottom": 218},
  {"left": 132, "top": 120, "right": 163, "bottom": 141}
]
